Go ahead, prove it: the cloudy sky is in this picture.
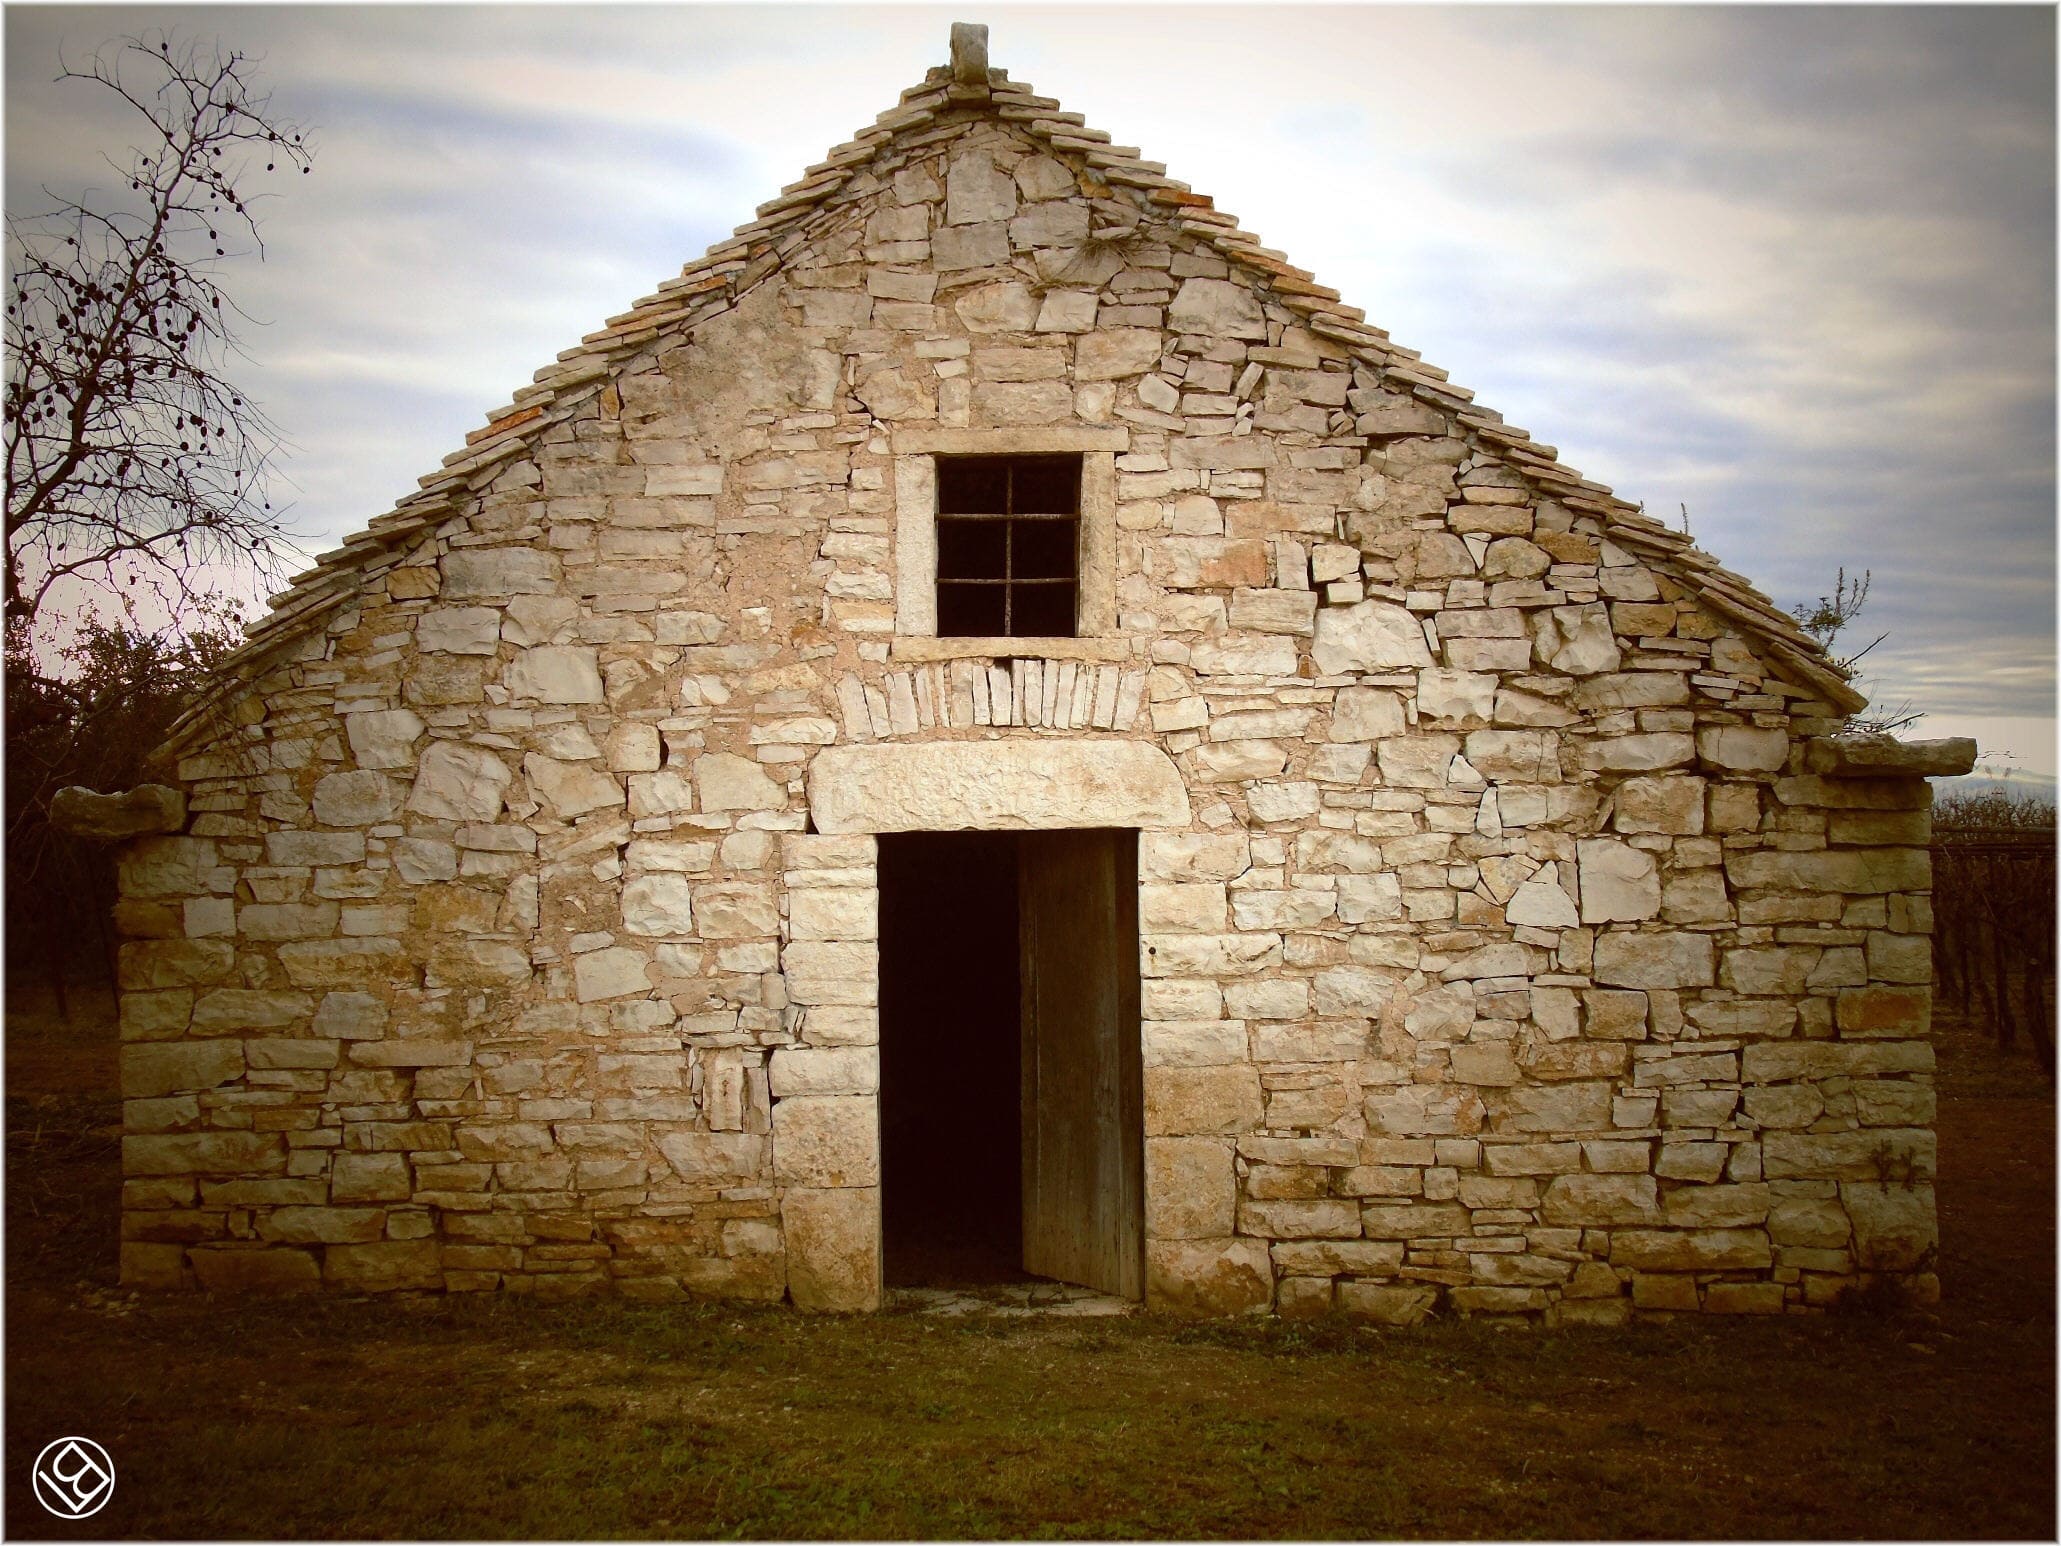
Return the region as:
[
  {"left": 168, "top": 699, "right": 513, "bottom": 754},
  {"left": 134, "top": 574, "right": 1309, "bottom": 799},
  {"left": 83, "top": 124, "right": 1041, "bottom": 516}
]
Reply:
[{"left": 7, "top": 4, "right": 2054, "bottom": 770}]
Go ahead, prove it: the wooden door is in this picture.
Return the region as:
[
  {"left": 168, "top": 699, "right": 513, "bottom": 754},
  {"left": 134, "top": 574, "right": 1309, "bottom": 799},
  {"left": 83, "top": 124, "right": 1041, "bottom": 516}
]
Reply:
[{"left": 1018, "top": 829, "right": 1142, "bottom": 1298}]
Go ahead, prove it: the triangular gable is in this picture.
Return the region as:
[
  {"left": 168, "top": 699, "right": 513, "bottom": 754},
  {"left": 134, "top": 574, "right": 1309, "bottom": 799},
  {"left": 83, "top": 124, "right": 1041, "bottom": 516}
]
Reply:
[{"left": 162, "top": 43, "right": 1864, "bottom": 757}]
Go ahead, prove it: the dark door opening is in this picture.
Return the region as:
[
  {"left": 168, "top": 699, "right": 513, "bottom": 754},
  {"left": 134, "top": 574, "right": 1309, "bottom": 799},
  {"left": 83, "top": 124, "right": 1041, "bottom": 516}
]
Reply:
[
  {"left": 878, "top": 828, "right": 1142, "bottom": 1297},
  {"left": 879, "top": 831, "right": 1025, "bottom": 1287}
]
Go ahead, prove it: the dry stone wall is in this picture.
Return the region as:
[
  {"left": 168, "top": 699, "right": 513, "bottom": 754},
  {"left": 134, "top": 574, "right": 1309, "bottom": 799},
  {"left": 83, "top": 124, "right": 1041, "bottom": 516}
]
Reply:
[{"left": 114, "top": 105, "right": 1942, "bottom": 1321}]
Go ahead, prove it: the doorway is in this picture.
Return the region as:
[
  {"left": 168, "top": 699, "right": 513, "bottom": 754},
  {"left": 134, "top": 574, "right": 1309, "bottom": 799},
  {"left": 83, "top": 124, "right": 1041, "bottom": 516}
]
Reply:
[{"left": 877, "top": 828, "right": 1142, "bottom": 1298}]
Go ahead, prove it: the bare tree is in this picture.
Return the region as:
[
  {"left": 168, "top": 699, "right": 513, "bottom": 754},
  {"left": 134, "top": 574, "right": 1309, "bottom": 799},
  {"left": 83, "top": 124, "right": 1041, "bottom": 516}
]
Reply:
[
  {"left": 4, "top": 30, "right": 315, "bottom": 651},
  {"left": 1793, "top": 566, "right": 1921, "bottom": 735}
]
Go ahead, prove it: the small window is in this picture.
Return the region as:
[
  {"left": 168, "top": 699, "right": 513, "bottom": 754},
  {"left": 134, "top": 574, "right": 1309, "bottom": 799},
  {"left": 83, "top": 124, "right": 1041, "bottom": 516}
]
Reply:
[{"left": 935, "top": 454, "right": 1081, "bottom": 638}]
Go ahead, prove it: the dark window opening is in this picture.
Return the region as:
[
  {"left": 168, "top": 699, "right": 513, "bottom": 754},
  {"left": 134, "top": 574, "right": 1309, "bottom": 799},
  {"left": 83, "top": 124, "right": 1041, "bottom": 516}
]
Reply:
[{"left": 936, "top": 453, "right": 1081, "bottom": 638}]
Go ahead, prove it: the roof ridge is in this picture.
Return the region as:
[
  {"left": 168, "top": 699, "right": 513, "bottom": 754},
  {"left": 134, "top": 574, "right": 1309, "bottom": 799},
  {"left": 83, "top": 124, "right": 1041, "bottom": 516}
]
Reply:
[{"left": 162, "top": 37, "right": 1861, "bottom": 755}]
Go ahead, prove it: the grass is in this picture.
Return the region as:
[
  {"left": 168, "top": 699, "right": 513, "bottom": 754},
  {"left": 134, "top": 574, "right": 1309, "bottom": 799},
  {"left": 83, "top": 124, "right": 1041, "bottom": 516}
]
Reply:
[{"left": 5, "top": 982, "right": 2053, "bottom": 1540}]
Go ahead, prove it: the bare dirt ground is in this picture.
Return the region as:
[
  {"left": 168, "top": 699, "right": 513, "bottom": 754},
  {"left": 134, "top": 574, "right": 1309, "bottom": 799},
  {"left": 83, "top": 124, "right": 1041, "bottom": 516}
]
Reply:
[{"left": 4, "top": 979, "right": 2052, "bottom": 1540}]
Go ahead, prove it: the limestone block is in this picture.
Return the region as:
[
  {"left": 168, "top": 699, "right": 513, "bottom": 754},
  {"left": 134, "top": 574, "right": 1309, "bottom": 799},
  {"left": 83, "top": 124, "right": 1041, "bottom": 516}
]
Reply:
[
  {"left": 118, "top": 836, "right": 216, "bottom": 898},
  {"left": 1145, "top": 1237, "right": 1273, "bottom": 1316},
  {"left": 1455, "top": 730, "right": 1552, "bottom": 783},
  {"left": 311, "top": 770, "right": 397, "bottom": 828},
  {"left": 349, "top": 1037, "right": 473, "bottom": 1067},
  {"left": 1141, "top": 1019, "right": 1244, "bottom": 1066},
  {"left": 1335, "top": 873, "right": 1401, "bottom": 924},
  {"left": 275, "top": 938, "right": 404, "bottom": 990},
  {"left": 1312, "top": 600, "right": 1433, "bottom": 673},
  {"left": 1376, "top": 737, "right": 1461, "bottom": 790},
  {"left": 121, "top": 1040, "right": 244, "bottom": 1099},
  {"left": 1229, "top": 588, "right": 1318, "bottom": 636},
  {"left": 1697, "top": 726, "right": 1789, "bottom": 773},
  {"left": 415, "top": 606, "right": 501, "bottom": 655},
  {"left": 324, "top": 1239, "right": 443, "bottom": 1292},
  {"left": 1701, "top": 1282, "right": 1785, "bottom": 1315},
  {"left": 1580, "top": 733, "right": 1695, "bottom": 773},
  {"left": 1533, "top": 604, "right": 1620, "bottom": 675},
  {"left": 1769, "top": 1196, "right": 1851, "bottom": 1247},
  {"left": 344, "top": 708, "right": 427, "bottom": 770},
  {"left": 406, "top": 742, "right": 512, "bottom": 823},
  {"left": 771, "top": 1096, "right": 879, "bottom": 1187},
  {"left": 1488, "top": 1080, "right": 1614, "bottom": 1133},
  {"left": 621, "top": 874, "right": 696, "bottom": 937},
  {"left": 188, "top": 989, "right": 312, "bottom": 1035},
  {"left": 1144, "top": 1065, "right": 1263, "bottom": 1135},
  {"left": 1608, "top": 1229, "right": 1772, "bottom": 1271},
  {"left": 628, "top": 769, "right": 696, "bottom": 819},
  {"left": 1247, "top": 782, "right": 1321, "bottom": 823},
  {"left": 50, "top": 783, "right": 186, "bottom": 840},
  {"left": 1240, "top": 1198, "right": 1360, "bottom": 1239},
  {"left": 259, "top": 1206, "right": 387, "bottom": 1245},
  {"left": 606, "top": 724, "right": 663, "bottom": 773},
  {"left": 1360, "top": 1202, "right": 1470, "bottom": 1239},
  {"left": 1302, "top": 966, "right": 1386, "bottom": 1018},
  {"left": 810, "top": 742, "right": 1189, "bottom": 834},
  {"left": 313, "top": 992, "right": 387, "bottom": 1040},
  {"left": 264, "top": 831, "right": 365, "bottom": 867},
  {"left": 945, "top": 147, "right": 1017, "bottom": 224},
  {"left": 332, "top": 1153, "right": 411, "bottom": 1203},
  {"left": 1577, "top": 839, "right": 1661, "bottom": 924},
  {"left": 117, "top": 939, "right": 235, "bottom": 989},
  {"left": 1834, "top": 985, "right": 1930, "bottom": 1037},
  {"left": 442, "top": 548, "right": 559, "bottom": 597},
  {"left": 784, "top": 1186, "right": 878, "bottom": 1312},
  {"left": 696, "top": 882, "right": 781, "bottom": 939},
  {"left": 954, "top": 281, "right": 1040, "bottom": 332},
  {"left": 1613, "top": 775, "right": 1706, "bottom": 836},
  {"left": 523, "top": 754, "right": 622, "bottom": 821},
  {"left": 1330, "top": 687, "right": 1406, "bottom": 742},
  {"left": 573, "top": 946, "right": 652, "bottom": 1002},
  {"left": 1337, "top": 1282, "right": 1438, "bottom": 1326},
  {"left": 1168, "top": 277, "right": 1266, "bottom": 339},
  {"left": 503, "top": 645, "right": 603, "bottom": 705},
  {"left": 1146, "top": 1136, "right": 1237, "bottom": 1239},
  {"left": 658, "top": 1131, "right": 767, "bottom": 1182},
  {"left": 1663, "top": 1182, "right": 1771, "bottom": 1229},
  {"left": 1364, "top": 1083, "right": 1485, "bottom": 1137},
  {"left": 1075, "top": 329, "right": 1164, "bottom": 380},
  {"left": 185, "top": 1245, "right": 315, "bottom": 1294},
  {"left": 1506, "top": 864, "right": 1578, "bottom": 928},
  {"left": 1803, "top": 735, "right": 1975, "bottom": 779},
  {"left": 1762, "top": 1128, "right": 1935, "bottom": 1182},
  {"left": 1035, "top": 289, "right": 1096, "bottom": 332},
  {"left": 123, "top": 1130, "right": 283, "bottom": 1176},
  {"left": 788, "top": 888, "right": 879, "bottom": 941},
  {"left": 1446, "top": 1044, "right": 1517, "bottom": 1086},
  {"left": 1416, "top": 668, "right": 1497, "bottom": 724},
  {"left": 1853, "top": 1081, "right": 1936, "bottom": 1126},
  {"left": 769, "top": 1047, "right": 878, "bottom": 1098},
  {"left": 1592, "top": 931, "right": 1715, "bottom": 989}
]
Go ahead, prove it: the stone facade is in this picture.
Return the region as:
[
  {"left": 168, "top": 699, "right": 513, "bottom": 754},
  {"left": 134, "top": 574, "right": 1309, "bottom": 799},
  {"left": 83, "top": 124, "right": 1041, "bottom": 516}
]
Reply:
[{"left": 111, "top": 36, "right": 1959, "bottom": 1320}]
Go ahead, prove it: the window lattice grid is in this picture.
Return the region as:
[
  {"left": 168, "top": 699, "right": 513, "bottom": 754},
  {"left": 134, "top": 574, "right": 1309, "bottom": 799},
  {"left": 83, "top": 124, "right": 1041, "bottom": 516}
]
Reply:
[{"left": 935, "top": 454, "right": 1081, "bottom": 638}]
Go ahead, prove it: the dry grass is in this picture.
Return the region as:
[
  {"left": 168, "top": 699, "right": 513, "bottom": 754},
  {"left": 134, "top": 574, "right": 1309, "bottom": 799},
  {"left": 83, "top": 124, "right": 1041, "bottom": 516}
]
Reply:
[{"left": 5, "top": 980, "right": 2052, "bottom": 1540}]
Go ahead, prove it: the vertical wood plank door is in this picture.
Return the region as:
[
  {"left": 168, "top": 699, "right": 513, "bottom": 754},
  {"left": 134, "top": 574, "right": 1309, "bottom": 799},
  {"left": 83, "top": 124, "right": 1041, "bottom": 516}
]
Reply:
[{"left": 1018, "top": 829, "right": 1143, "bottom": 1298}]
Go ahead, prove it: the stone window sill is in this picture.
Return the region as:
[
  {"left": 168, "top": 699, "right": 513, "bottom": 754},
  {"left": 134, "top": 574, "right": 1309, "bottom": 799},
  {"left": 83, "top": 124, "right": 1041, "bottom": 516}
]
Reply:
[{"left": 888, "top": 636, "right": 1130, "bottom": 664}]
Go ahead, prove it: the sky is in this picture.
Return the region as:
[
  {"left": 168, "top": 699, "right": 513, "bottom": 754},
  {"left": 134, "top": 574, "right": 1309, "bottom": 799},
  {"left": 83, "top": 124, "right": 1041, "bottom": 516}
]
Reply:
[{"left": 6, "top": 3, "right": 2055, "bottom": 772}]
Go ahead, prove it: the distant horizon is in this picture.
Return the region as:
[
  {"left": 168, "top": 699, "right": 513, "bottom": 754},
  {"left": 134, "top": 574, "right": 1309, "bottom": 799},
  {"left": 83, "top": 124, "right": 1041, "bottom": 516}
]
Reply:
[{"left": 6, "top": 6, "right": 2053, "bottom": 767}]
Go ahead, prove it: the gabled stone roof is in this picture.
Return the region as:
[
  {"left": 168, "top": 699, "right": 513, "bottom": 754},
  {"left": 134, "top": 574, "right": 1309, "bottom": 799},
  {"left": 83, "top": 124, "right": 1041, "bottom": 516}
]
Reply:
[{"left": 162, "top": 42, "right": 1865, "bottom": 755}]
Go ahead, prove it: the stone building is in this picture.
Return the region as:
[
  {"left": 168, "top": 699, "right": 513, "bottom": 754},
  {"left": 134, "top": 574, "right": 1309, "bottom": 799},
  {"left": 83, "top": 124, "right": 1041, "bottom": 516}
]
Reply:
[{"left": 97, "top": 27, "right": 1975, "bottom": 1320}]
